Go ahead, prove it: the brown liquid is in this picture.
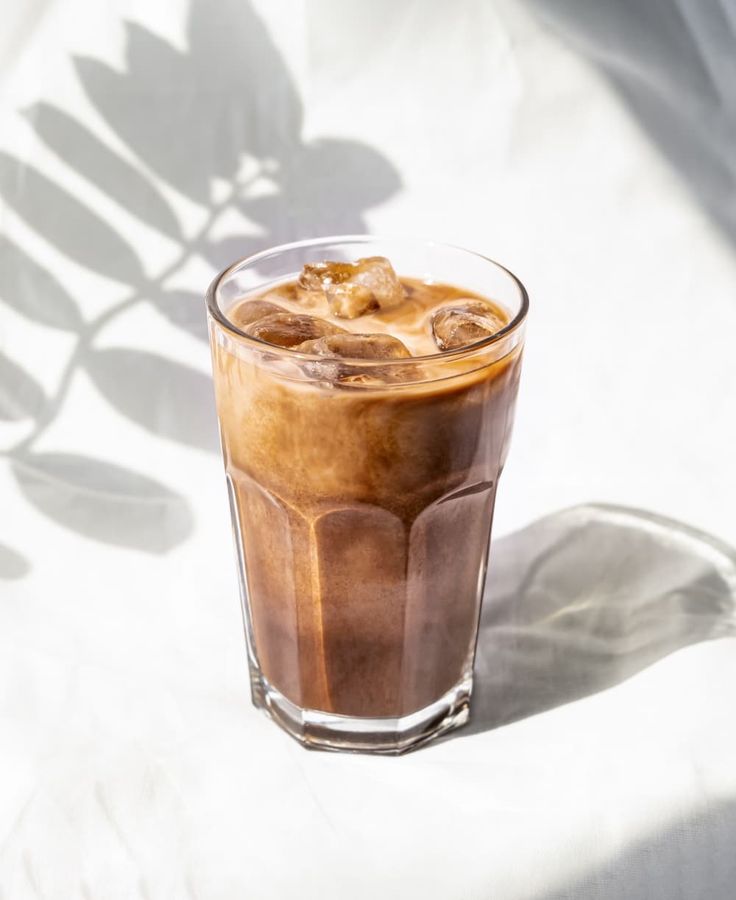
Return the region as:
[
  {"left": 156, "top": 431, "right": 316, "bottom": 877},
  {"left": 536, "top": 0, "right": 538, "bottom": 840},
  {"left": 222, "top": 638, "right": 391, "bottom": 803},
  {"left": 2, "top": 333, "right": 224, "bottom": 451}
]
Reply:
[{"left": 211, "top": 278, "right": 522, "bottom": 717}]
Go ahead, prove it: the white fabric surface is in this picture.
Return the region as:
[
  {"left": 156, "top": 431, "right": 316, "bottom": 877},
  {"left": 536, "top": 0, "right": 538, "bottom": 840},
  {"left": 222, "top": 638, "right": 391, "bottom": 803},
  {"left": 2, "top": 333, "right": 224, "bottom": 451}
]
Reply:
[{"left": 1, "top": 1, "right": 735, "bottom": 897}]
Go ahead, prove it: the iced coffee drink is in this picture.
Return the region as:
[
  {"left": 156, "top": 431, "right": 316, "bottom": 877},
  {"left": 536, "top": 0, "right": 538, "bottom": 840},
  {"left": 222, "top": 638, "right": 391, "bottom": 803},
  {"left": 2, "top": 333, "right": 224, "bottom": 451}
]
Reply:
[{"left": 207, "top": 238, "right": 527, "bottom": 753}]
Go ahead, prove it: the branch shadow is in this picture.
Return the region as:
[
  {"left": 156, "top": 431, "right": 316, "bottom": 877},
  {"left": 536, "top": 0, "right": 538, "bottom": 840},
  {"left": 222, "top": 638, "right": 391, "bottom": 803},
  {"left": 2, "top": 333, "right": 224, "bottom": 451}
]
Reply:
[
  {"left": 523, "top": 0, "right": 736, "bottom": 246},
  {"left": 465, "top": 503, "right": 736, "bottom": 736},
  {"left": 0, "top": 0, "right": 402, "bottom": 554}
]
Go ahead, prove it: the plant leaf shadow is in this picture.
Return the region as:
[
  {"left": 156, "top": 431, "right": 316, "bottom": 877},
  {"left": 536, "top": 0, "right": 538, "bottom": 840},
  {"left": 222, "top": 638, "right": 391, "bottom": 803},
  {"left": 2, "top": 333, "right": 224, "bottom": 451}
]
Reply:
[
  {"left": 0, "top": 542, "right": 30, "bottom": 580},
  {"left": 12, "top": 453, "right": 194, "bottom": 554},
  {"left": 465, "top": 503, "right": 736, "bottom": 736},
  {"left": 1, "top": 0, "right": 402, "bottom": 553}
]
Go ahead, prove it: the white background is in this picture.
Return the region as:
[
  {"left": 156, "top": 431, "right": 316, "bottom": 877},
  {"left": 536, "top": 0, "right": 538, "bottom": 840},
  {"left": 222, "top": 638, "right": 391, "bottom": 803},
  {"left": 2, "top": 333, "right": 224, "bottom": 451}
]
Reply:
[{"left": 1, "top": 1, "right": 735, "bottom": 897}]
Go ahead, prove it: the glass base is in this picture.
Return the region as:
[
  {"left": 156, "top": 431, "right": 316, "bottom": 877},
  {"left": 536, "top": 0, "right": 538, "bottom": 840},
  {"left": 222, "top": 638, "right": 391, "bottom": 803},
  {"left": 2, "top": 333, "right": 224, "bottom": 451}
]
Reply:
[{"left": 250, "top": 670, "right": 472, "bottom": 755}]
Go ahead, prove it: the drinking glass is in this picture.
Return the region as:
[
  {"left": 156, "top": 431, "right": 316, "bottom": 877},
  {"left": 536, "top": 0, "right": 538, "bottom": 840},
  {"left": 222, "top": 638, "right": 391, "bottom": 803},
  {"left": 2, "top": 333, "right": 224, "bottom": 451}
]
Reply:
[{"left": 206, "top": 236, "right": 528, "bottom": 753}]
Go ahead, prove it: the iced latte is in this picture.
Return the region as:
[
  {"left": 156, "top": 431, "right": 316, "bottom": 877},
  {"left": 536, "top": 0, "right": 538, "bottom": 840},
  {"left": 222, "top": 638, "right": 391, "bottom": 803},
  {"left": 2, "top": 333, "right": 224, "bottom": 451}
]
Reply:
[{"left": 207, "top": 238, "right": 527, "bottom": 753}]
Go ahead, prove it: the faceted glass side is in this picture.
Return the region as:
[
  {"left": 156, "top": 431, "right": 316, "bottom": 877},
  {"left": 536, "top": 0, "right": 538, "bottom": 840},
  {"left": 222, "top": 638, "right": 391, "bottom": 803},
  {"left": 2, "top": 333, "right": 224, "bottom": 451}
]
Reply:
[{"left": 230, "top": 472, "right": 498, "bottom": 726}]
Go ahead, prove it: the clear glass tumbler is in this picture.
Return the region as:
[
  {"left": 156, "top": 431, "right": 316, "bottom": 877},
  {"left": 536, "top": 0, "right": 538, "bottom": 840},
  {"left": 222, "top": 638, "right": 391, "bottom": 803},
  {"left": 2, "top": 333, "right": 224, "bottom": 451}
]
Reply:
[{"left": 206, "top": 237, "right": 528, "bottom": 753}]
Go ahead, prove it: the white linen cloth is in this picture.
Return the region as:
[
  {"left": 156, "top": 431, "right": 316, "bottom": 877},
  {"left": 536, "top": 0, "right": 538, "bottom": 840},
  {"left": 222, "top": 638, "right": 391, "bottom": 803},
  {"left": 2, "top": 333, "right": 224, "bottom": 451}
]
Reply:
[{"left": 1, "top": 1, "right": 735, "bottom": 897}]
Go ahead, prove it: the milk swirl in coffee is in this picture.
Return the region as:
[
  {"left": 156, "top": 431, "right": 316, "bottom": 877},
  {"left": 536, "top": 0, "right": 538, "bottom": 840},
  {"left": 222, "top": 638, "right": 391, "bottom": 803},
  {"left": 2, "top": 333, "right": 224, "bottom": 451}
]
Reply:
[{"left": 210, "top": 256, "right": 522, "bottom": 719}]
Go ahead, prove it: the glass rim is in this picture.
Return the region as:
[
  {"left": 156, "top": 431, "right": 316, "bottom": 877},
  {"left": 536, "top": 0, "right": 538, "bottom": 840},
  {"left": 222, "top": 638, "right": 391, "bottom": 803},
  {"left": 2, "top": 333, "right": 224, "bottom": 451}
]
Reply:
[{"left": 205, "top": 234, "right": 529, "bottom": 366}]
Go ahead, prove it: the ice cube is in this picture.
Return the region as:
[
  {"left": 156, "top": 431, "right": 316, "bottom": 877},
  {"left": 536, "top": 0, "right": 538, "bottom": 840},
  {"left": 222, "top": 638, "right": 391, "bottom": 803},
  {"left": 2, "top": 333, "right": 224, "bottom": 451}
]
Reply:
[
  {"left": 230, "top": 299, "right": 285, "bottom": 329},
  {"left": 431, "top": 300, "right": 505, "bottom": 351},
  {"left": 244, "top": 312, "right": 346, "bottom": 349},
  {"left": 298, "top": 332, "right": 411, "bottom": 360},
  {"left": 298, "top": 256, "right": 406, "bottom": 319},
  {"left": 299, "top": 261, "right": 356, "bottom": 291},
  {"left": 297, "top": 332, "right": 412, "bottom": 383},
  {"left": 325, "top": 282, "right": 375, "bottom": 319},
  {"left": 348, "top": 257, "right": 405, "bottom": 313}
]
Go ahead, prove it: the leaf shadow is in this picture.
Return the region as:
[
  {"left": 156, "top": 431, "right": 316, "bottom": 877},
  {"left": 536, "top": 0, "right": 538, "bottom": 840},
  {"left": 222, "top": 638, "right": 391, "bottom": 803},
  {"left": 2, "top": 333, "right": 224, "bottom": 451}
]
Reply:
[
  {"left": 0, "top": 542, "right": 30, "bottom": 580},
  {"left": 151, "top": 289, "right": 209, "bottom": 343},
  {"left": 0, "top": 0, "right": 402, "bottom": 555},
  {"left": 462, "top": 503, "right": 736, "bottom": 737},
  {"left": 72, "top": 0, "right": 402, "bottom": 447},
  {"left": 69, "top": 0, "right": 402, "bottom": 253},
  {"left": 12, "top": 453, "right": 194, "bottom": 554},
  {"left": 0, "top": 151, "right": 145, "bottom": 286},
  {"left": 73, "top": 2, "right": 303, "bottom": 204},
  {"left": 0, "top": 348, "right": 46, "bottom": 421},
  {"left": 0, "top": 236, "right": 83, "bottom": 330},
  {"left": 84, "top": 347, "right": 219, "bottom": 453},
  {"left": 23, "top": 102, "right": 183, "bottom": 241}
]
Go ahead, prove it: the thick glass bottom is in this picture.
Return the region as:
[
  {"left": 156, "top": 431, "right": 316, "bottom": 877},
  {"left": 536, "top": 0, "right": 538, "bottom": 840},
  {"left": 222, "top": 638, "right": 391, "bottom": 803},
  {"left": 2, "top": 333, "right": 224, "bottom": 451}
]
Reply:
[{"left": 250, "top": 669, "right": 472, "bottom": 755}]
